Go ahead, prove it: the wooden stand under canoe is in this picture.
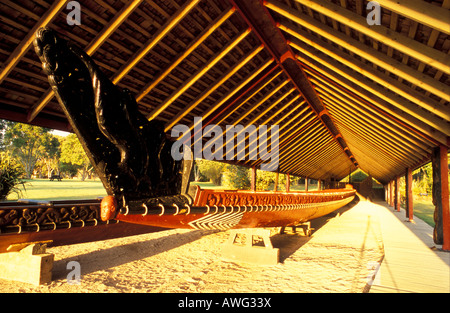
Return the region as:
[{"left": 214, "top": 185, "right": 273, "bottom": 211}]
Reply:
[{"left": 113, "top": 186, "right": 356, "bottom": 230}]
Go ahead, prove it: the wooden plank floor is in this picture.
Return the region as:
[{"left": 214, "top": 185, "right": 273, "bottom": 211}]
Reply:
[{"left": 368, "top": 200, "right": 450, "bottom": 293}]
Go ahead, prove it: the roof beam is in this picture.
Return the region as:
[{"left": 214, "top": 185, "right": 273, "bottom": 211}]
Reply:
[
  {"left": 111, "top": 0, "right": 201, "bottom": 85},
  {"left": 325, "top": 100, "right": 423, "bottom": 164},
  {"left": 147, "top": 28, "right": 252, "bottom": 121},
  {"left": 231, "top": 0, "right": 358, "bottom": 169},
  {"left": 136, "top": 6, "right": 236, "bottom": 103},
  {"left": 0, "top": 0, "right": 67, "bottom": 85},
  {"left": 311, "top": 77, "right": 431, "bottom": 155},
  {"left": 164, "top": 44, "right": 264, "bottom": 132},
  {"left": 375, "top": 0, "right": 450, "bottom": 35},
  {"left": 242, "top": 96, "right": 306, "bottom": 162},
  {"left": 27, "top": 0, "right": 145, "bottom": 122},
  {"left": 264, "top": 0, "right": 450, "bottom": 75},
  {"left": 277, "top": 19, "right": 450, "bottom": 109},
  {"left": 301, "top": 63, "right": 447, "bottom": 147},
  {"left": 292, "top": 40, "right": 450, "bottom": 138}
]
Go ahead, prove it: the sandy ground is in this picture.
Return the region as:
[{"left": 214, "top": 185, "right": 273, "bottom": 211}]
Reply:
[{"left": 0, "top": 199, "right": 384, "bottom": 293}]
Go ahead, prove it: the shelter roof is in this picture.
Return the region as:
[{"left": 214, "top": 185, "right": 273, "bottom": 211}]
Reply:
[{"left": 0, "top": 0, "right": 449, "bottom": 184}]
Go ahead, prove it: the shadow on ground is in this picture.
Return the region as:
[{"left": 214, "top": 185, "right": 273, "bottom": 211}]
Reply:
[
  {"left": 271, "top": 196, "right": 360, "bottom": 262},
  {"left": 52, "top": 229, "right": 217, "bottom": 280},
  {"left": 52, "top": 197, "right": 361, "bottom": 278}
]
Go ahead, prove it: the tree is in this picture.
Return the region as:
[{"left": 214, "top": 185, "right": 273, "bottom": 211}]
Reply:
[
  {"left": 3, "top": 122, "right": 51, "bottom": 179},
  {"left": 195, "top": 159, "right": 225, "bottom": 185},
  {"left": 60, "top": 134, "right": 92, "bottom": 180},
  {"left": 39, "top": 132, "right": 61, "bottom": 178},
  {"left": 222, "top": 164, "right": 250, "bottom": 190},
  {"left": 256, "top": 170, "right": 286, "bottom": 191},
  {"left": 0, "top": 119, "right": 6, "bottom": 150},
  {"left": 0, "top": 151, "right": 25, "bottom": 200}
]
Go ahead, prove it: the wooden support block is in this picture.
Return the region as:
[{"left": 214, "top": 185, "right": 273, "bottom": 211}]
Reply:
[
  {"left": 0, "top": 242, "right": 54, "bottom": 285},
  {"left": 221, "top": 229, "right": 279, "bottom": 265},
  {"left": 280, "top": 222, "right": 313, "bottom": 236}
]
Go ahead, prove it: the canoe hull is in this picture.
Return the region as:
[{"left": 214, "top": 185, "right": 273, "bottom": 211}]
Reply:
[{"left": 116, "top": 188, "right": 356, "bottom": 230}]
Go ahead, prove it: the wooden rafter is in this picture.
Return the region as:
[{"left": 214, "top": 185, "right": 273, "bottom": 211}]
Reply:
[
  {"left": 27, "top": 0, "right": 146, "bottom": 122},
  {"left": 0, "top": 0, "right": 67, "bottom": 85},
  {"left": 277, "top": 19, "right": 450, "bottom": 108},
  {"left": 0, "top": 0, "right": 448, "bottom": 184},
  {"left": 293, "top": 41, "right": 450, "bottom": 137},
  {"left": 266, "top": 0, "right": 450, "bottom": 75},
  {"left": 147, "top": 28, "right": 252, "bottom": 121},
  {"left": 111, "top": 0, "right": 201, "bottom": 85},
  {"left": 375, "top": 0, "right": 450, "bottom": 35}
]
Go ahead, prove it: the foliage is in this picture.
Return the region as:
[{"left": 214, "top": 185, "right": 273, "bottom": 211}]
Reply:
[
  {"left": 222, "top": 164, "right": 250, "bottom": 190},
  {"left": 0, "top": 152, "right": 25, "bottom": 200},
  {"left": 412, "top": 163, "right": 432, "bottom": 196},
  {"left": 340, "top": 168, "right": 369, "bottom": 183},
  {"left": 195, "top": 159, "right": 225, "bottom": 185},
  {"left": 60, "top": 134, "right": 92, "bottom": 181},
  {"left": 256, "top": 170, "right": 286, "bottom": 191},
  {"left": 0, "top": 119, "right": 6, "bottom": 150},
  {"left": 2, "top": 122, "right": 51, "bottom": 178},
  {"left": 39, "top": 132, "right": 61, "bottom": 177},
  {"left": 195, "top": 159, "right": 288, "bottom": 191}
]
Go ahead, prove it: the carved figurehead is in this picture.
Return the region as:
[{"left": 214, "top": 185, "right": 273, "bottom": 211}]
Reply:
[{"left": 34, "top": 27, "right": 188, "bottom": 206}]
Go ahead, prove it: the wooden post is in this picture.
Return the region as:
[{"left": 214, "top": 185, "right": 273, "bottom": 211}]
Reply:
[
  {"left": 274, "top": 171, "right": 279, "bottom": 191},
  {"left": 395, "top": 176, "right": 400, "bottom": 212},
  {"left": 431, "top": 145, "right": 450, "bottom": 250},
  {"left": 385, "top": 184, "right": 389, "bottom": 203},
  {"left": 286, "top": 174, "right": 290, "bottom": 192},
  {"left": 305, "top": 177, "right": 309, "bottom": 191},
  {"left": 405, "top": 167, "right": 413, "bottom": 221},
  {"left": 251, "top": 167, "right": 257, "bottom": 191},
  {"left": 389, "top": 180, "right": 394, "bottom": 206},
  {"left": 393, "top": 179, "right": 397, "bottom": 210},
  {"left": 389, "top": 180, "right": 394, "bottom": 207},
  {"left": 318, "top": 179, "right": 321, "bottom": 191}
]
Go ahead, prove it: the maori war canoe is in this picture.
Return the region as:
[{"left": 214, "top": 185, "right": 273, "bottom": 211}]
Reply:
[{"left": 102, "top": 186, "right": 356, "bottom": 230}]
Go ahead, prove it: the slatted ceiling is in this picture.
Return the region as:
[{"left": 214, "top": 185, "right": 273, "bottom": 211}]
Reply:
[
  {"left": 308, "top": 73, "right": 434, "bottom": 151},
  {"left": 1, "top": 0, "right": 449, "bottom": 184}
]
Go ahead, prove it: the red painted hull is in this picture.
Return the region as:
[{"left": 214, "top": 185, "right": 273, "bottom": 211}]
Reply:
[{"left": 117, "top": 188, "right": 356, "bottom": 230}]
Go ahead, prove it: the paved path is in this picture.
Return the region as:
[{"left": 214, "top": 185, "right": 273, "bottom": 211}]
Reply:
[{"left": 368, "top": 201, "right": 450, "bottom": 293}]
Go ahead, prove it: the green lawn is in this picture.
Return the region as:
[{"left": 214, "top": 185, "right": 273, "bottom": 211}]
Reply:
[
  {"left": 6, "top": 178, "right": 107, "bottom": 201},
  {"left": 189, "top": 181, "right": 222, "bottom": 189},
  {"left": 411, "top": 199, "right": 435, "bottom": 227}
]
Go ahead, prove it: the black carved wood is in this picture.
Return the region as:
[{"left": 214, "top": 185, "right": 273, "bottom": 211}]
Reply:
[{"left": 33, "top": 28, "right": 185, "bottom": 203}]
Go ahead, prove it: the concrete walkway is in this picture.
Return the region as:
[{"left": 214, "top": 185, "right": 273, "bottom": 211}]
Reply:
[{"left": 367, "top": 201, "right": 450, "bottom": 293}]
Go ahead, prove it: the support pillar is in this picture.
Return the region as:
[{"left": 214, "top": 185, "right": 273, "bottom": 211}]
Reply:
[
  {"left": 305, "top": 177, "right": 309, "bottom": 191},
  {"left": 387, "top": 182, "right": 389, "bottom": 204},
  {"left": 251, "top": 167, "right": 257, "bottom": 191},
  {"left": 431, "top": 145, "right": 450, "bottom": 250},
  {"left": 389, "top": 180, "right": 394, "bottom": 206},
  {"left": 274, "top": 171, "right": 279, "bottom": 191},
  {"left": 286, "top": 174, "right": 290, "bottom": 192},
  {"left": 405, "top": 167, "right": 413, "bottom": 221},
  {"left": 385, "top": 184, "right": 389, "bottom": 203},
  {"left": 318, "top": 179, "right": 321, "bottom": 191},
  {"left": 395, "top": 176, "right": 400, "bottom": 212}
]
